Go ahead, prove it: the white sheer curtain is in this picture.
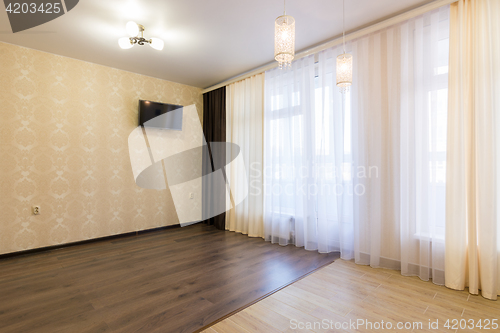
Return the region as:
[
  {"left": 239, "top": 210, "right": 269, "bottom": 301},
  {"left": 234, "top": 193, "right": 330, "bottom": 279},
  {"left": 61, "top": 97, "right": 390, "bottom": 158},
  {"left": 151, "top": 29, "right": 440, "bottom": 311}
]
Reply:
[
  {"left": 445, "top": 0, "right": 500, "bottom": 300},
  {"left": 226, "top": 74, "right": 265, "bottom": 237},
  {"left": 263, "top": 50, "right": 354, "bottom": 257},
  {"left": 263, "top": 6, "right": 450, "bottom": 284},
  {"left": 351, "top": 6, "right": 449, "bottom": 284}
]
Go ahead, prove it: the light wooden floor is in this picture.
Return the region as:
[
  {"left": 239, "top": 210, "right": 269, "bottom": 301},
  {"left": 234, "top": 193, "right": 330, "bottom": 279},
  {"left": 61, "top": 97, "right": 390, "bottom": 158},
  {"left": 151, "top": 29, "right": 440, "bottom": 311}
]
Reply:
[{"left": 203, "top": 260, "right": 500, "bottom": 333}]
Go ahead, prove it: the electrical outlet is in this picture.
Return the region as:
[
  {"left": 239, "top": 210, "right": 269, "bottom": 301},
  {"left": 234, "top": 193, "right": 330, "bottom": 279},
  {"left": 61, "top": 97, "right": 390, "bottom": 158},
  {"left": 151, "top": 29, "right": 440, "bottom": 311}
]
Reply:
[
  {"left": 189, "top": 193, "right": 194, "bottom": 199},
  {"left": 32, "top": 206, "right": 40, "bottom": 215}
]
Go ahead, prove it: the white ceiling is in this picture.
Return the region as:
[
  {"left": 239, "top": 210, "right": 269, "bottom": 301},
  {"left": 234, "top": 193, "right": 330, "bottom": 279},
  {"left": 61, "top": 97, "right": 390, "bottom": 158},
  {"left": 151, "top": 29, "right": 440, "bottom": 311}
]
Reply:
[{"left": 0, "top": 0, "right": 433, "bottom": 88}]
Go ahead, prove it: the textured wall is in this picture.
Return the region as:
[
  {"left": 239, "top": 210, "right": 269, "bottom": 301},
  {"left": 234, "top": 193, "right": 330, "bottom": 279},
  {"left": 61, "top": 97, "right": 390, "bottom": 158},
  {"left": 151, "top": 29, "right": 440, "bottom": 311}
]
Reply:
[{"left": 0, "top": 41, "right": 203, "bottom": 255}]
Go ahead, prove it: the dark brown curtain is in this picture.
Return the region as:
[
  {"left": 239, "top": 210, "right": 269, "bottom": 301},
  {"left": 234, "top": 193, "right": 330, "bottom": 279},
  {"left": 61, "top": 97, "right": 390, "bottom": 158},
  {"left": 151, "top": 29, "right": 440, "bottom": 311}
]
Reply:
[{"left": 202, "top": 87, "right": 226, "bottom": 230}]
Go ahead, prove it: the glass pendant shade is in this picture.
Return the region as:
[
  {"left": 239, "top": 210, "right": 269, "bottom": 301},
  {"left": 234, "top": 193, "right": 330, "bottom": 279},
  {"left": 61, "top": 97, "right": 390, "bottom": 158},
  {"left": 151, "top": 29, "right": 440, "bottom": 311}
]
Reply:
[
  {"left": 274, "top": 15, "right": 295, "bottom": 69},
  {"left": 118, "top": 37, "right": 134, "bottom": 49},
  {"left": 336, "top": 53, "right": 353, "bottom": 93},
  {"left": 149, "top": 38, "right": 164, "bottom": 51},
  {"left": 126, "top": 21, "right": 140, "bottom": 37}
]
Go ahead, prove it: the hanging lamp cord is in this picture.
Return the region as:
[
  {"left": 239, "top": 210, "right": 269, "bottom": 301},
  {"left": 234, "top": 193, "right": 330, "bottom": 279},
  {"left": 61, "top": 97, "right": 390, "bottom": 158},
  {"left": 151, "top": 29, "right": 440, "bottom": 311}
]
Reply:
[{"left": 342, "top": 0, "right": 346, "bottom": 54}]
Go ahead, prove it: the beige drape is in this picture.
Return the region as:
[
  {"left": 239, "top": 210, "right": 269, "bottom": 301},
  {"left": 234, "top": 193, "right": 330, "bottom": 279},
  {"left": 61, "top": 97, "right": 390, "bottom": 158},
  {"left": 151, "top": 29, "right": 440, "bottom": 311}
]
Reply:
[
  {"left": 445, "top": 0, "right": 500, "bottom": 299},
  {"left": 225, "top": 74, "right": 265, "bottom": 237},
  {"left": 351, "top": 6, "right": 450, "bottom": 283}
]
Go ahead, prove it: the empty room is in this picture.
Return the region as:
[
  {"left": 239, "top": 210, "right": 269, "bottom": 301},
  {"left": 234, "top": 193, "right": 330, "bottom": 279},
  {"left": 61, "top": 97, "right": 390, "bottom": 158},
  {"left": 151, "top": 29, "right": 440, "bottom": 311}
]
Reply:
[{"left": 0, "top": 0, "right": 499, "bottom": 332}]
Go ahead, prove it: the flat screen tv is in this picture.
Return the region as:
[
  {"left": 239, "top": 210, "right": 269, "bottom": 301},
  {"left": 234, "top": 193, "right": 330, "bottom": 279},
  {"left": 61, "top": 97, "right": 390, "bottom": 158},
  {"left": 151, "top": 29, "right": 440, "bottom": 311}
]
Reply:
[{"left": 139, "top": 100, "right": 183, "bottom": 131}]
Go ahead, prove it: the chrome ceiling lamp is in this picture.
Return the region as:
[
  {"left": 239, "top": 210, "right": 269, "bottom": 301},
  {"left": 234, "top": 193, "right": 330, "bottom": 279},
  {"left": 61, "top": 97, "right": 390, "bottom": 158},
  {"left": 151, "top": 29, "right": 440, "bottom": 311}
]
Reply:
[
  {"left": 274, "top": 0, "right": 295, "bottom": 69},
  {"left": 118, "top": 21, "right": 164, "bottom": 51},
  {"left": 336, "top": 0, "right": 353, "bottom": 93}
]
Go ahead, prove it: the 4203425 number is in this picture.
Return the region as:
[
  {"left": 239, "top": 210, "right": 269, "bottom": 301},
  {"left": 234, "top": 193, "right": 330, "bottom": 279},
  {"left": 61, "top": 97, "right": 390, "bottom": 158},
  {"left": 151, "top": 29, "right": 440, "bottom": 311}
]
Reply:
[
  {"left": 444, "top": 319, "right": 498, "bottom": 330},
  {"left": 5, "top": 2, "right": 62, "bottom": 14}
]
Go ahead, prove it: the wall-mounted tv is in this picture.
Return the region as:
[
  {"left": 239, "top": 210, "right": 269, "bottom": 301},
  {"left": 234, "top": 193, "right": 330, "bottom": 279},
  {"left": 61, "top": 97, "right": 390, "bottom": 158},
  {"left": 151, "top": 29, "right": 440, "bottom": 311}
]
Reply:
[{"left": 139, "top": 100, "right": 183, "bottom": 131}]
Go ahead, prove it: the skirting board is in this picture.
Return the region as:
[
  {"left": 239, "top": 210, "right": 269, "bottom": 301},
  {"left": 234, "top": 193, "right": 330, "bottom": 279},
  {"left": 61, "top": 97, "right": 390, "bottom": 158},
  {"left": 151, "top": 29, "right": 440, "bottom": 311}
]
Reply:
[{"left": 0, "top": 224, "right": 182, "bottom": 260}]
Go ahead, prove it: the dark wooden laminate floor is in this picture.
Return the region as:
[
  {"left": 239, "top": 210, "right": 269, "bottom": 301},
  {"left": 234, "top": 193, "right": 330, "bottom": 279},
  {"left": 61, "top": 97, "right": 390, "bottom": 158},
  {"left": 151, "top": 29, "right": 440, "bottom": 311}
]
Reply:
[{"left": 0, "top": 223, "right": 339, "bottom": 333}]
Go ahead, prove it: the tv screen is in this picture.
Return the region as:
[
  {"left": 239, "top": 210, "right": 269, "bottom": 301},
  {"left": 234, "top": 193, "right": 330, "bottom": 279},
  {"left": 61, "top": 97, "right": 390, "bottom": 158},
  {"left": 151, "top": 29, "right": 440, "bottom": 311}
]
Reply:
[{"left": 139, "top": 100, "right": 183, "bottom": 131}]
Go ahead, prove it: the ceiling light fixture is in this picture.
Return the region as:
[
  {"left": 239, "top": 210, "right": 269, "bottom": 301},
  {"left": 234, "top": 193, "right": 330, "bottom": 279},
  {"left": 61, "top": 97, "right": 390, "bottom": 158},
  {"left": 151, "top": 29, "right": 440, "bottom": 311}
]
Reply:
[
  {"left": 119, "top": 21, "right": 164, "bottom": 51},
  {"left": 336, "top": 0, "right": 353, "bottom": 93},
  {"left": 274, "top": 0, "right": 295, "bottom": 69}
]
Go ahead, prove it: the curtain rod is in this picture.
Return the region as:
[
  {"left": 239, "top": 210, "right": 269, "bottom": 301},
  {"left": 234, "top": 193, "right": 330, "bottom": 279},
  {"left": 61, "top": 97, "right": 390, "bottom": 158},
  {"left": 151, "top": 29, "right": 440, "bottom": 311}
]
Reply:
[{"left": 202, "top": 0, "right": 458, "bottom": 94}]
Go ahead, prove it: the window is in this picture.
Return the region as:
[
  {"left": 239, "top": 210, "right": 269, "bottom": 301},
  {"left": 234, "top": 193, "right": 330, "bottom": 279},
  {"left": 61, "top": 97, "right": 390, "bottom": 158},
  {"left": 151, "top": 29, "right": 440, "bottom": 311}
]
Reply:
[{"left": 412, "top": 17, "right": 449, "bottom": 240}]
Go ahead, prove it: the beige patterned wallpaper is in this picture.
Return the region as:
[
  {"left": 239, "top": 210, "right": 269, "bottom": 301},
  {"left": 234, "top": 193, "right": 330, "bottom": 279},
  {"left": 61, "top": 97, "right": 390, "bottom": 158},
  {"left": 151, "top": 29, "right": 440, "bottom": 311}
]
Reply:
[{"left": 0, "top": 41, "right": 203, "bottom": 255}]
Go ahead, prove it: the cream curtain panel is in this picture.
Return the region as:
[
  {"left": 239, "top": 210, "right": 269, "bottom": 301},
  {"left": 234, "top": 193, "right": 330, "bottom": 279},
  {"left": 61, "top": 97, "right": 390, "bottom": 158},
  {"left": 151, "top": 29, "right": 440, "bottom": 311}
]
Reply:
[
  {"left": 225, "top": 74, "right": 265, "bottom": 237},
  {"left": 351, "top": 6, "right": 450, "bottom": 284},
  {"left": 445, "top": 0, "right": 500, "bottom": 300}
]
